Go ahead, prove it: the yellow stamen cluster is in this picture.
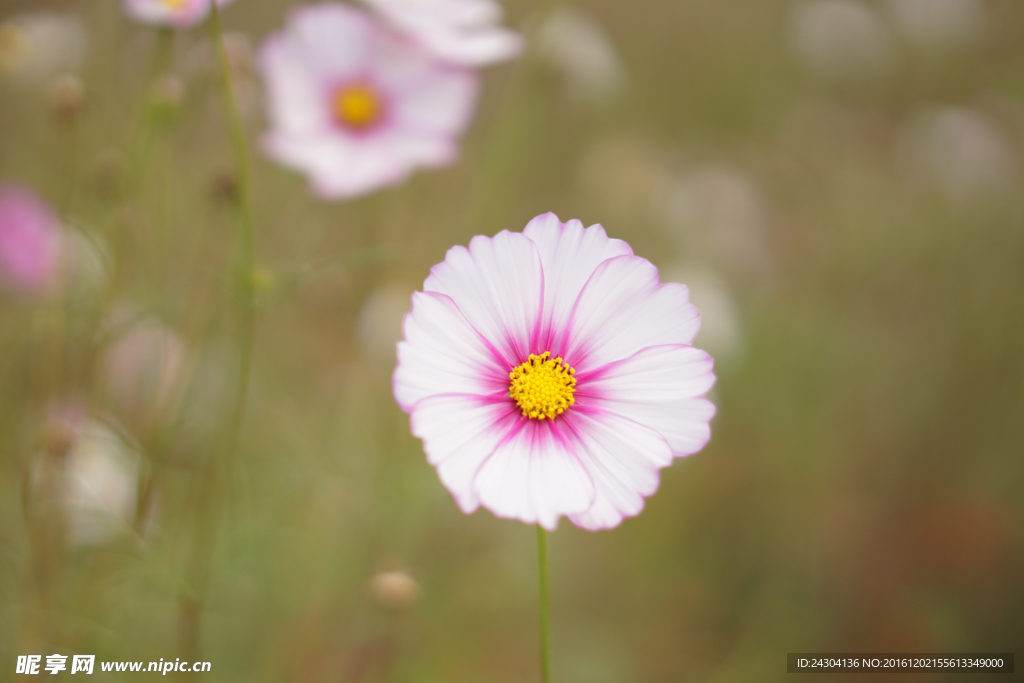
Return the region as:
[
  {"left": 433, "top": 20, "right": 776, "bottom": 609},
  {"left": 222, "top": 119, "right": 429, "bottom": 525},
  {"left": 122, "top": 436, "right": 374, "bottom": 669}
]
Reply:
[
  {"left": 159, "top": 0, "right": 188, "bottom": 10},
  {"left": 333, "top": 84, "right": 382, "bottom": 129},
  {"left": 509, "top": 352, "right": 576, "bottom": 421}
]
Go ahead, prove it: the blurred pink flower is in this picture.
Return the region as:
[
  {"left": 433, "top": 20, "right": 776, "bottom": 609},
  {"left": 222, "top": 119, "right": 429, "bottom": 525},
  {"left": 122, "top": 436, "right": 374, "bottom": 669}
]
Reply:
[
  {"left": 393, "top": 213, "right": 716, "bottom": 530},
  {"left": 361, "top": 0, "right": 521, "bottom": 66},
  {"left": 0, "top": 184, "right": 62, "bottom": 294},
  {"left": 123, "top": 0, "right": 235, "bottom": 29},
  {"left": 259, "top": 4, "right": 479, "bottom": 199}
]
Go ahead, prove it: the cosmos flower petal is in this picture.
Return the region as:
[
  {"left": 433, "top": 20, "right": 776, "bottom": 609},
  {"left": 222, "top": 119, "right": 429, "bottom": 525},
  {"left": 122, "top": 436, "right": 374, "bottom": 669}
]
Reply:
[
  {"left": 564, "top": 409, "right": 673, "bottom": 530},
  {"left": 577, "top": 344, "right": 717, "bottom": 457},
  {"left": 420, "top": 28, "right": 523, "bottom": 66},
  {"left": 565, "top": 255, "right": 700, "bottom": 371},
  {"left": 0, "top": 184, "right": 62, "bottom": 294},
  {"left": 394, "top": 291, "right": 510, "bottom": 410},
  {"left": 472, "top": 419, "right": 596, "bottom": 530},
  {"left": 286, "top": 3, "right": 373, "bottom": 79},
  {"left": 424, "top": 230, "right": 544, "bottom": 365},
  {"left": 389, "top": 67, "right": 479, "bottom": 134},
  {"left": 259, "top": 36, "right": 333, "bottom": 133},
  {"left": 522, "top": 213, "right": 633, "bottom": 351},
  {"left": 410, "top": 393, "right": 517, "bottom": 513}
]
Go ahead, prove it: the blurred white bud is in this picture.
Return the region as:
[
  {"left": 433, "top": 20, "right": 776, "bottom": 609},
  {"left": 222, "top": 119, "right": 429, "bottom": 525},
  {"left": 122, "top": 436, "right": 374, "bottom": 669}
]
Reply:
[
  {"left": 357, "top": 284, "right": 412, "bottom": 363},
  {"left": 33, "top": 417, "right": 140, "bottom": 547},
  {"left": 900, "top": 107, "right": 1018, "bottom": 205},
  {"left": 535, "top": 7, "right": 625, "bottom": 106},
  {"left": 0, "top": 13, "right": 87, "bottom": 85},
  {"left": 887, "top": 0, "right": 987, "bottom": 52},
  {"left": 102, "top": 317, "right": 188, "bottom": 429},
  {"left": 664, "top": 168, "right": 771, "bottom": 278},
  {"left": 790, "top": 0, "right": 893, "bottom": 84},
  {"left": 371, "top": 571, "right": 420, "bottom": 610},
  {"left": 661, "top": 264, "right": 743, "bottom": 363}
]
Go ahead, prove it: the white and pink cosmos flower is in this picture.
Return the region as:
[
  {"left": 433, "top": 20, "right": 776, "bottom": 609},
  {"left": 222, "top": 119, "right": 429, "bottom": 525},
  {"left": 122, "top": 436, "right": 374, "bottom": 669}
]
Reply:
[
  {"left": 123, "top": 0, "right": 235, "bottom": 29},
  {"left": 0, "top": 184, "right": 62, "bottom": 295},
  {"left": 393, "top": 213, "right": 717, "bottom": 530},
  {"left": 361, "top": 0, "right": 522, "bottom": 66},
  {"left": 259, "top": 3, "right": 479, "bottom": 199}
]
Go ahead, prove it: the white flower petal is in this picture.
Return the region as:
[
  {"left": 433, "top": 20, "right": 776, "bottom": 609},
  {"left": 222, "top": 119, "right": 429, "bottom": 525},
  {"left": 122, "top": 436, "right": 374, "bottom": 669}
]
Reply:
[
  {"left": 577, "top": 344, "right": 716, "bottom": 457},
  {"left": 564, "top": 409, "right": 672, "bottom": 530},
  {"left": 409, "top": 393, "right": 515, "bottom": 512},
  {"left": 259, "top": 36, "right": 332, "bottom": 133},
  {"left": 420, "top": 28, "right": 523, "bottom": 66},
  {"left": 522, "top": 213, "right": 633, "bottom": 352},
  {"left": 394, "top": 291, "right": 510, "bottom": 410},
  {"left": 424, "top": 231, "right": 544, "bottom": 366},
  {"left": 287, "top": 3, "right": 373, "bottom": 80},
  {"left": 388, "top": 66, "right": 479, "bottom": 134},
  {"left": 472, "top": 419, "right": 595, "bottom": 530},
  {"left": 565, "top": 255, "right": 700, "bottom": 371}
]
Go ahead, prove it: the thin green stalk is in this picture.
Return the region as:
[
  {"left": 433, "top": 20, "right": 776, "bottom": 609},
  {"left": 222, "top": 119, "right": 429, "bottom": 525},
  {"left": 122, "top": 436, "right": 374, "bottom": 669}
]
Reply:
[
  {"left": 537, "top": 525, "right": 552, "bottom": 683},
  {"left": 177, "top": 3, "right": 257, "bottom": 658}
]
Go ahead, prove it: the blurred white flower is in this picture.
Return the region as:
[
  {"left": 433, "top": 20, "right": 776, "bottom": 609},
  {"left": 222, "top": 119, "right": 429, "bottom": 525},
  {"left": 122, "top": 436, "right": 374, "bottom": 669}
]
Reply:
[
  {"left": 259, "top": 4, "right": 480, "bottom": 199},
  {"left": 370, "top": 570, "right": 420, "bottom": 610},
  {"left": 361, "top": 0, "right": 521, "bottom": 66},
  {"left": 789, "top": 0, "right": 892, "bottom": 84},
  {"left": 664, "top": 167, "right": 771, "bottom": 277},
  {"left": 887, "top": 0, "right": 987, "bottom": 52},
  {"left": 901, "top": 107, "right": 1018, "bottom": 205},
  {"left": 102, "top": 317, "right": 188, "bottom": 429},
  {"left": 661, "top": 264, "right": 743, "bottom": 363},
  {"left": 33, "top": 416, "right": 140, "bottom": 547},
  {"left": 61, "top": 228, "right": 111, "bottom": 301},
  {"left": 535, "top": 7, "right": 625, "bottom": 106},
  {"left": 0, "top": 13, "right": 87, "bottom": 85},
  {"left": 123, "top": 0, "right": 235, "bottom": 29},
  {"left": 63, "top": 420, "right": 139, "bottom": 546},
  {"left": 357, "top": 284, "right": 413, "bottom": 363}
]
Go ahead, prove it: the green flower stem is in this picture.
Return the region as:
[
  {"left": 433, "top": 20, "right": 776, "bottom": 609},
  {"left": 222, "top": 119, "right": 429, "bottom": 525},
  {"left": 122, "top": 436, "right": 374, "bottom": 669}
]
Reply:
[
  {"left": 178, "top": 3, "right": 258, "bottom": 658},
  {"left": 538, "top": 525, "right": 552, "bottom": 683},
  {"left": 208, "top": 0, "right": 255, "bottom": 475}
]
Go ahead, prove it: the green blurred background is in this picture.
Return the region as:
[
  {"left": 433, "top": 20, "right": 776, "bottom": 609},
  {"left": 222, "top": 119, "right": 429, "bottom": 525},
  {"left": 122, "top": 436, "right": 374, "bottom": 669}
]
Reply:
[{"left": 1, "top": 0, "right": 1022, "bottom": 681}]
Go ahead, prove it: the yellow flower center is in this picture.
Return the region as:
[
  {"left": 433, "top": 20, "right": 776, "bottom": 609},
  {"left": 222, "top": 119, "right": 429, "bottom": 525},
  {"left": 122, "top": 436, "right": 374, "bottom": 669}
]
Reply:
[
  {"left": 159, "top": 0, "right": 188, "bottom": 9},
  {"left": 332, "top": 84, "right": 382, "bottom": 129},
  {"left": 509, "top": 352, "right": 577, "bottom": 421}
]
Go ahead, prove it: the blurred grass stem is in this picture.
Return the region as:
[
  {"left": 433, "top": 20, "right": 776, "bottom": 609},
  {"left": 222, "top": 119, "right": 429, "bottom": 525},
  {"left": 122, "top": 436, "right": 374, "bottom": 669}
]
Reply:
[
  {"left": 178, "top": 2, "right": 258, "bottom": 658},
  {"left": 538, "top": 525, "right": 552, "bottom": 683}
]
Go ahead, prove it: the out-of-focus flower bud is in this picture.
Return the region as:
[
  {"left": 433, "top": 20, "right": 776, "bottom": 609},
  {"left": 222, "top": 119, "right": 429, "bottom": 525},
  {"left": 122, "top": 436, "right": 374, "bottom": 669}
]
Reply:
[
  {"left": 102, "top": 316, "right": 188, "bottom": 432},
  {"left": 357, "top": 284, "right": 413, "bottom": 364},
  {"left": 371, "top": 571, "right": 420, "bottom": 611},
  {"left": 663, "top": 167, "right": 772, "bottom": 280},
  {"left": 0, "top": 13, "right": 87, "bottom": 86},
  {"left": 535, "top": 7, "right": 625, "bottom": 107},
  {"left": 33, "top": 411, "right": 140, "bottom": 547},
  {"left": 789, "top": 0, "right": 893, "bottom": 85},
  {"left": 48, "top": 73, "right": 86, "bottom": 121},
  {"left": 899, "top": 107, "right": 1018, "bottom": 206}
]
